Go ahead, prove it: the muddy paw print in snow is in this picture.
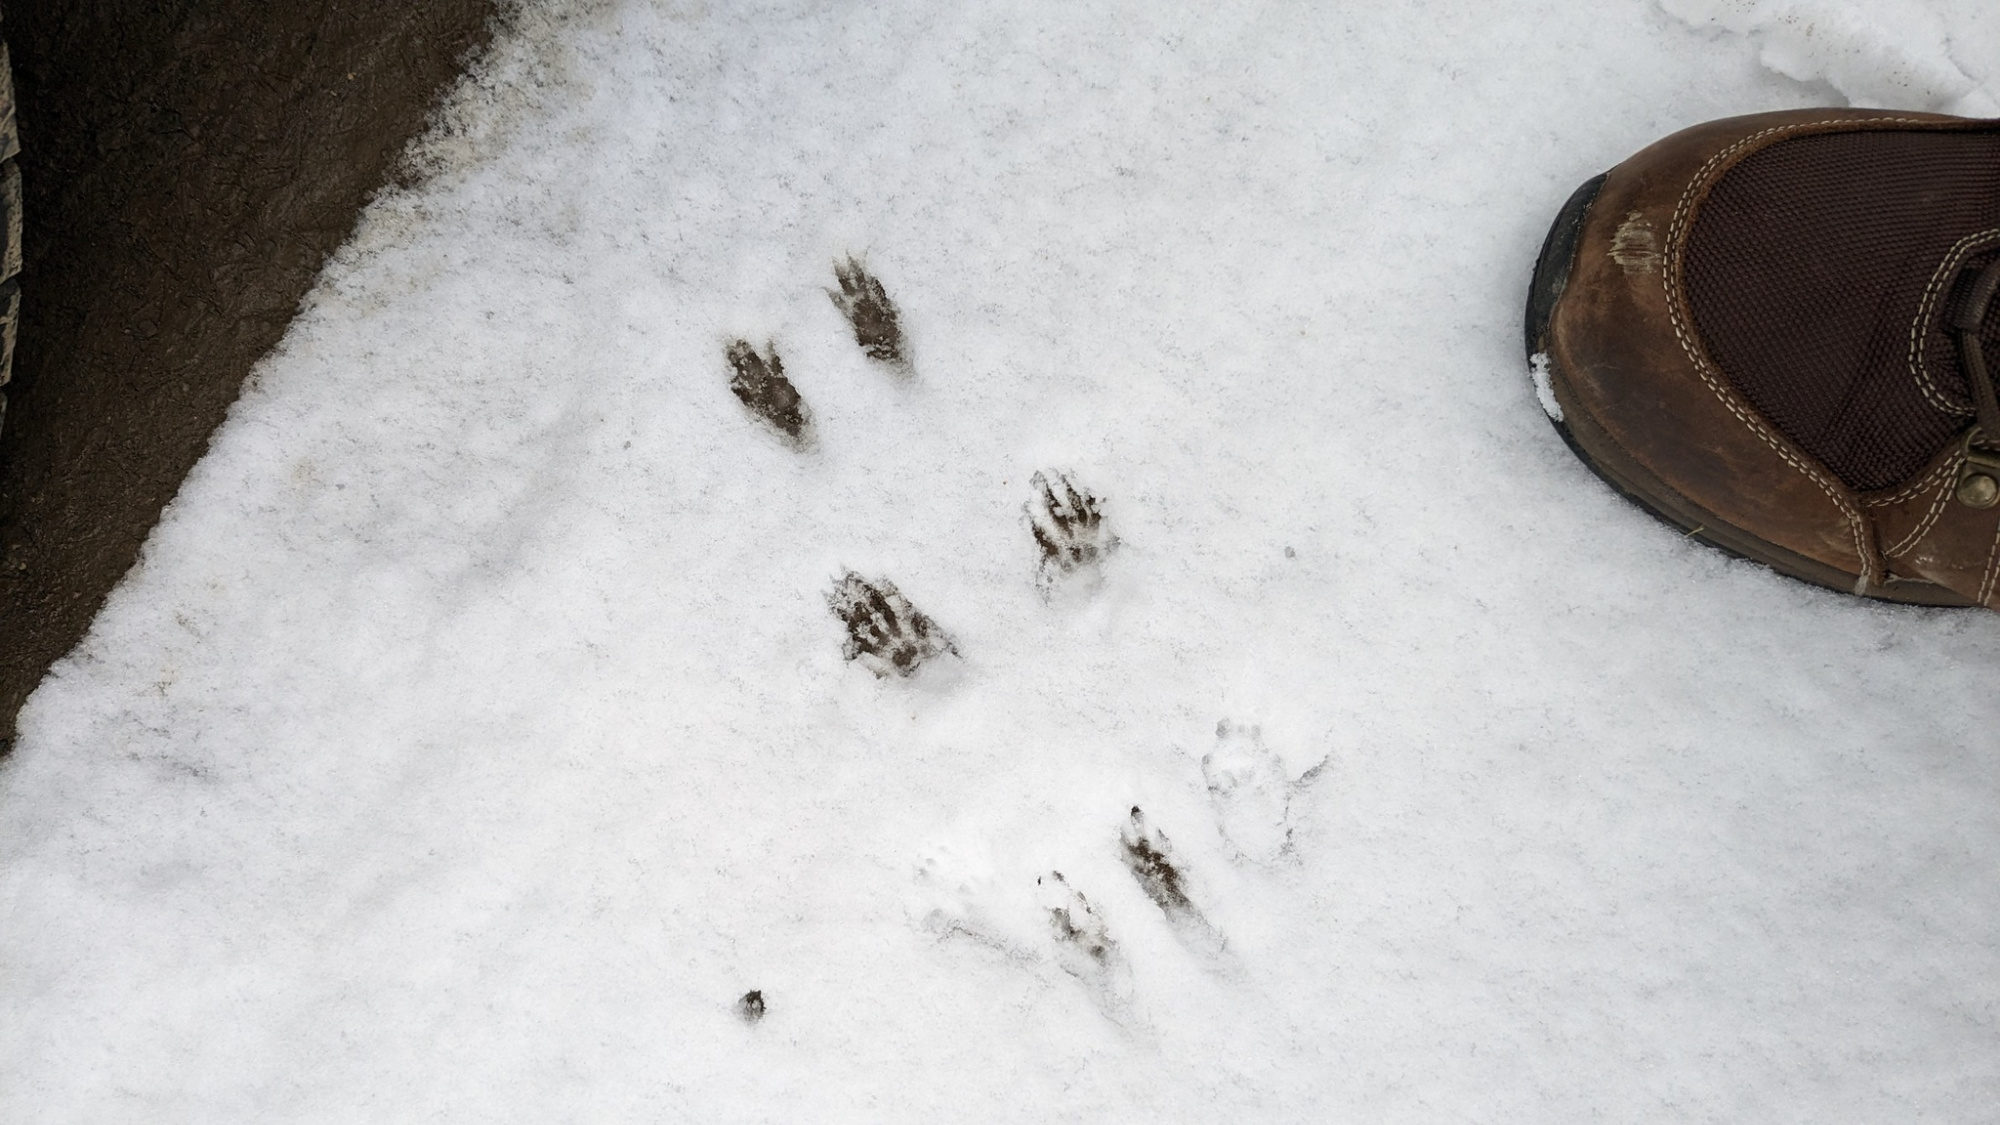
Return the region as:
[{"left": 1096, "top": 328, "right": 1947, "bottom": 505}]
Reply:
[
  {"left": 727, "top": 339, "right": 812, "bottom": 445},
  {"left": 827, "top": 571, "right": 957, "bottom": 678},
  {"left": 827, "top": 256, "right": 906, "bottom": 366},
  {"left": 1121, "top": 806, "right": 1224, "bottom": 956},
  {"left": 1203, "top": 720, "right": 1294, "bottom": 864},
  {"left": 1035, "top": 871, "right": 1130, "bottom": 1001},
  {"left": 1026, "top": 470, "right": 1116, "bottom": 588}
]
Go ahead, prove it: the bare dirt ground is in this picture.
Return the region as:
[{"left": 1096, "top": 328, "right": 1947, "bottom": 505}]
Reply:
[{"left": 0, "top": 0, "right": 498, "bottom": 747}]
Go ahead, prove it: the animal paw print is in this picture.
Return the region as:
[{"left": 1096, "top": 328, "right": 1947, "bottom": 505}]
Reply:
[
  {"left": 1202, "top": 720, "right": 1294, "bottom": 865},
  {"left": 1026, "top": 470, "right": 1116, "bottom": 588},
  {"left": 827, "top": 256, "right": 906, "bottom": 366},
  {"left": 1034, "top": 871, "right": 1129, "bottom": 996},
  {"left": 827, "top": 571, "right": 957, "bottom": 678},
  {"left": 727, "top": 339, "right": 812, "bottom": 445},
  {"left": 1119, "top": 807, "right": 1192, "bottom": 915},
  {"left": 912, "top": 846, "right": 1012, "bottom": 954},
  {"left": 1120, "top": 807, "right": 1225, "bottom": 955},
  {"left": 726, "top": 263, "right": 1119, "bottom": 678}
]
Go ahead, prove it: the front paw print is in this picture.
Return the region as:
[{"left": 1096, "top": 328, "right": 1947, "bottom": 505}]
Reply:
[
  {"left": 827, "top": 571, "right": 957, "bottom": 678},
  {"left": 1026, "top": 470, "right": 1116, "bottom": 588}
]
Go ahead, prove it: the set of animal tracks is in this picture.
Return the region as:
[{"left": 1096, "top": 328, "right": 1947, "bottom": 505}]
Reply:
[
  {"left": 920, "top": 723, "right": 1319, "bottom": 1021},
  {"left": 726, "top": 256, "right": 901, "bottom": 450},
  {"left": 725, "top": 255, "right": 1116, "bottom": 676},
  {"left": 728, "top": 258, "right": 1319, "bottom": 1019}
]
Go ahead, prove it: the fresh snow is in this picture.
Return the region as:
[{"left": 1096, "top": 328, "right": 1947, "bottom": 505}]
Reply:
[
  {"left": 1662, "top": 0, "right": 2000, "bottom": 114},
  {"left": 4, "top": 0, "right": 1999, "bottom": 1120},
  {"left": 1530, "top": 352, "right": 1564, "bottom": 423}
]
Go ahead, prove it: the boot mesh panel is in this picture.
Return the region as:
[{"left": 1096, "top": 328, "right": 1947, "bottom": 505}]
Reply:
[{"left": 1684, "top": 128, "right": 2000, "bottom": 493}]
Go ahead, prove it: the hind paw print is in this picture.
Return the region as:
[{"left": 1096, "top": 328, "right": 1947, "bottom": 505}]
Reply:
[
  {"left": 727, "top": 339, "right": 812, "bottom": 446},
  {"left": 1120, "top": 806, "right": 1226, "bottom": 956},
  {"left": 828, "top": 256, "right": 907, "bottom": 367},
  {"left": 1203, "top": 720, "right": 1295, "bottom": 865}
]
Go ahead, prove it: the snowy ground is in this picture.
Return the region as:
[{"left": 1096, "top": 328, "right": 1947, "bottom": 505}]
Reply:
[{"left": 4, "top": 0, "right": 1999, "bottom": 1120}]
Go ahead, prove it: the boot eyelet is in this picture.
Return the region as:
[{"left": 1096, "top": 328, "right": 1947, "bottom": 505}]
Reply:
[{"left": 1956, "top": 472, "right": 2000, "bottom": 509}]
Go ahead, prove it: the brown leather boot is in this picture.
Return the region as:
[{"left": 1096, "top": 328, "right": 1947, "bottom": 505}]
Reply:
[{"left": 1528, "top": 109, "right": 2000, "bottom": 608}]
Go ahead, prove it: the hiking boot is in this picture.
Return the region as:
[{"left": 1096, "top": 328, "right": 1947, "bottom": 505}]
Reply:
[{"left": 1526, "top": 108, "right": 2000, "bottom": 609}]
